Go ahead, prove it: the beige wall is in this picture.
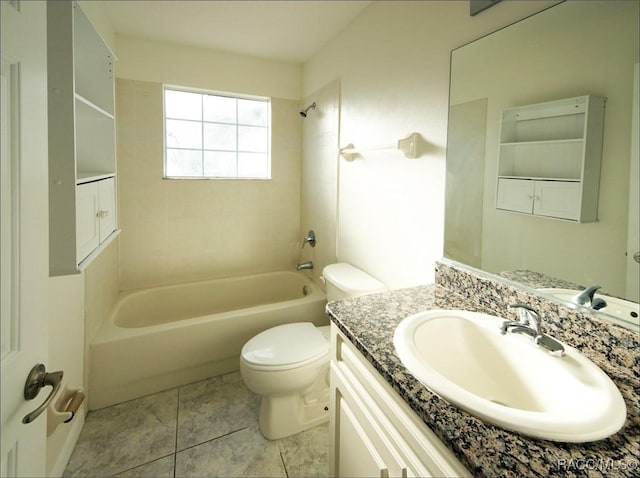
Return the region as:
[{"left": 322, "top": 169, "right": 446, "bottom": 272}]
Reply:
[
  {"left": 116, "top": 79, "right": 302, "bottom": 289},
  {"left": 116, "top": 34, "right": 301, "bottom": 100},
  {"left": 303, "top": 0, "right": 559, "bottom": 289},
  {"left": 46, "top": 275, "right": 84, "bottom": 476}
]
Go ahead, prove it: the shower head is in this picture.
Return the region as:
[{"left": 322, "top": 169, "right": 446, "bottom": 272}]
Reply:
[{"left": 299, "top": 102, "right": 316, "bottom": 118}]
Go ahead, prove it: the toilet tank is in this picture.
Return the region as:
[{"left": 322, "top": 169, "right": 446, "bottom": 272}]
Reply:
[{"left": 322, "top": 263, "right": 387, "bottom": 301}]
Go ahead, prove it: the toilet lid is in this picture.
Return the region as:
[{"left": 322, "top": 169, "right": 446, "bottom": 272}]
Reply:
[{"left": 241, "top": 322, "right": 329, "bottom": 367}]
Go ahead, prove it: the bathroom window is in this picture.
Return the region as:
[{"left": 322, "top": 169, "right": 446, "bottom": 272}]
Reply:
[{"left": 163, "top": 86, "right": 271, "bottom": 179}]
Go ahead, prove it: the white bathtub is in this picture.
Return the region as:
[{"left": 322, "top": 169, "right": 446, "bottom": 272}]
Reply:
[{"left": 89, "top": 271, "right": 327, "bottom": 410}]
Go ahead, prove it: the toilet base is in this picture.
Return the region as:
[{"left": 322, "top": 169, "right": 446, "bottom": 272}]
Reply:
[{"left": 258, "top": 377, "right": 329, "bottom": 440}]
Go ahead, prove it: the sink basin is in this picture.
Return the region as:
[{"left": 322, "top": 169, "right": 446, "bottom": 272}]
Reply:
[
  {"left": 393, "top": 309, "right": 627, "bottom": 442},
  {"left": 538, "top": 288, "right": 639, "bottom": 329}
]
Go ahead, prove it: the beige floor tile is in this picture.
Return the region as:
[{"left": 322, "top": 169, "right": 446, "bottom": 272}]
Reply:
[{"left": 175, "top": 426, "right": 286, "bottom": 477}]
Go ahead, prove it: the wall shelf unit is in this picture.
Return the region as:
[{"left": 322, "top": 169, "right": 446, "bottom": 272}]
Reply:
[
  {"left": 495, "top": 95, "right": 605, "bottom": 222},
  {"left": 48, "top": 0, "right": 118, "bottom": 275}
]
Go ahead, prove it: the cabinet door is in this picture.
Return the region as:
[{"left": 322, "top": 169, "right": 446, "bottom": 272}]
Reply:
[
  {"left": 335, "top": 390, "right": 390, "bottom": 478},
  {"left": 496, "top": 178, "right": 534, "bottom": 213},
  {"left": 534, "top": 181, "right": 581, "bottom": 220},
  {"left": 76, "top": 182, "right": 99, "bottom": 263},
  {"left": 98, "top": 177, "right": 116, "bottom": 242}
]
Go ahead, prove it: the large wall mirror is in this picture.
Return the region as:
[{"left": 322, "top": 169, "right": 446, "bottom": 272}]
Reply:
[{"left": 445, "top": 1, "right": 639, "bottom": 317}]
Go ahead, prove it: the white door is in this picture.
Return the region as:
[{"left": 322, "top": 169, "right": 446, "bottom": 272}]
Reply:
[{"left": 1, "top": 1, "right": 50, "bottom": 477}]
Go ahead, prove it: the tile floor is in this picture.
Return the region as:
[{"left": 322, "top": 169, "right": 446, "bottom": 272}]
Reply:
[{"left": 64, "top": 372, "right": 329, "bottom": 477}]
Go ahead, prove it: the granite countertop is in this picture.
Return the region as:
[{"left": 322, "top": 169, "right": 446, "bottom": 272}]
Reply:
[
  {"left": 496, "top": 270, "right": 583, "bottom": 291},
  {"left": 326, "top": 284, "right": 640, "bottom": 478}
]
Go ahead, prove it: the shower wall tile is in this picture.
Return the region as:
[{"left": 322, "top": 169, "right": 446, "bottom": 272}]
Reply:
[
  {"left": 116, "top": 80, "right": 301, "bottom": 289},
  {"left": 299, "top": 80, "right": 340, "bottom": 286}
]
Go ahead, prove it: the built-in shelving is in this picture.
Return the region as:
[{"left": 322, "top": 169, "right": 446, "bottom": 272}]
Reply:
[
  {"left": 48, "top": 0, "right": 118, "bottom": 275},
  {"left": 496, "top": 95, "right": 605, "bottom": 222}
]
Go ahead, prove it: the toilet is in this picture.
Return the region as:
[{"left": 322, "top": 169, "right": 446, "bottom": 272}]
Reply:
[{"left": 239, "top": 262, "right": 386, "bottom": 439}]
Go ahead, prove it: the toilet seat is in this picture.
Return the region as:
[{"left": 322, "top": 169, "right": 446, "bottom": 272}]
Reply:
[{"left": 241, "top": 322, "right": 329, "bottom": 371}]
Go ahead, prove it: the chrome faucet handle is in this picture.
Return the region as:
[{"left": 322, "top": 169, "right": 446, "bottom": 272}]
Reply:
[
  {"left": 572, "top": 285, "right": 601, "bottom": 306},
  {"left": 301, "top": 230, "right": 316, "bottom": 248},
  {"left": 505, "top": 304, "right": 565, "bottom": 357},
  {"left": 508, "top": 303, "right": 544, "bottom": 335}
]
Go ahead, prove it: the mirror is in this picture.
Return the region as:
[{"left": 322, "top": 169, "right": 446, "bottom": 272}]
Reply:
[{"left": 445, "top": 1, "right": 639, "bottom": 316}]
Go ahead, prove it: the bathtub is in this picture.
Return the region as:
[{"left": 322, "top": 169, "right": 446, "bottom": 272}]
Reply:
[{"left": 89, "top": 271, "right": 327, "bottom": 410}]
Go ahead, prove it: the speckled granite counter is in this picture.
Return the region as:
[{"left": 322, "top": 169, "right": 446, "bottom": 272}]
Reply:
[
  {"left": 326, "top": 280, "right": 639, "bottom": 478},
  {"left": 497, "top": 270, "right": 583, "bottom": 291}
]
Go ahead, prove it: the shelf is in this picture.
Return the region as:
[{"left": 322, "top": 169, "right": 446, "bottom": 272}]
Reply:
[
  {"left": 500, "top": 138, "right": 584, "bottom": 147},
  {"left": 497, "top": 175, "right": 581, "bottom": 182},
  {"left": 47, "top": 0, "right": 117, "bottom": 276},
  {"left": 75, "top": 93, "right": 114, "bottom": 120},
  {"left": 75, "top": 96, "right": 115, "bottom": 177},
  {"left": 73, "top": 1, "right": 115, "bottom": 115},
  {"left": 496, "top": 95, "right": 605, "bottom": 223},
  {"left": 77, "top": 229, "right": 120, "bottom": 271},
  {"left": 76, "top": 172, "right": 115, "bottom": 185}
]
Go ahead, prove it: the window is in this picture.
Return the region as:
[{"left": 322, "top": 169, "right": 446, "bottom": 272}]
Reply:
[{"left": 163, "top": 86, "right": 270, "bottom": 179}]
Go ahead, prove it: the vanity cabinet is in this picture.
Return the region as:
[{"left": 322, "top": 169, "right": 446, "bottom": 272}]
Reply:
[
  {"left": 48, "top": 1, "right": 118, "bottom": 275},
  {"left": 496, "top": 95, "right": 605, "bottom": 222},
  {"left": 330, "top": 325, "right": 470, "bottom": 478}
]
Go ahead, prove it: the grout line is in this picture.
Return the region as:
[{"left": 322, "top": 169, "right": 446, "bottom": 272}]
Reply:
[
  {"left": 175, "top": 426, "right": 251, "bottom": 454},
  {"left": 279, "top": 449, "right": 290, "bottom": 478},
  {"left": 173, "top": 387, "right": 180, "bottom": 478},
  {"left": 111, "top": 453, "right": 175, "bottom": 477}
]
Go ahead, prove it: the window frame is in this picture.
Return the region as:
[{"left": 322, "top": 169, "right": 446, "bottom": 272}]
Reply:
[{"left": 162, "top": 84, "right": 272, "bottom": 180}]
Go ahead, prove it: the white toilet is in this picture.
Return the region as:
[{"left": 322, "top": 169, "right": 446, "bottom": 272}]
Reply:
[{"left": 239, "top": 262, "right": 386, "bottom": 439}]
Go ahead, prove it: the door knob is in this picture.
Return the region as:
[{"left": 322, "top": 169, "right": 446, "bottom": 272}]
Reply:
[{"left": 22, "top": 363, "right": 63, "bottom": 424}]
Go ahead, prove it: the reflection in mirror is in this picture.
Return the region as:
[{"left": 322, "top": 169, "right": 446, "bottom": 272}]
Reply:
[{"left": 445, "top": 1, "right": 639, "bottom": 324}]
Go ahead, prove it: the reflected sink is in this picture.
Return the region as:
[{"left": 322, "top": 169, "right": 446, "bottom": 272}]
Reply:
[
  {"left": 538, "top": 288, "right": 639, "bottom": 329},
  {"left": 393, "top": 310, "right": 627, "bottom": 442}
]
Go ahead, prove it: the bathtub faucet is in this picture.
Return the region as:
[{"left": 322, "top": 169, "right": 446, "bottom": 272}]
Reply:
[{"left": 297, "top": 261, "right": 313, "bottom": 271}]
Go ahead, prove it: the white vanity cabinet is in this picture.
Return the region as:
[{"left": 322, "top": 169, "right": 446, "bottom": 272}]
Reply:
[
  {"left": 496, "top": 95, "right": 605, "bottom": 222},
  {"left": 48, "top": 1, "right": 118, "bottom": 274},
  {"left": 330, "top": 325, "right": 470, "bottom": 478}
]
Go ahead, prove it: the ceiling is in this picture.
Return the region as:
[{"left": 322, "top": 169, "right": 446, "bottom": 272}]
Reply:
[{"left": 98, "top": 1, "right": 371, "bottom": 64}]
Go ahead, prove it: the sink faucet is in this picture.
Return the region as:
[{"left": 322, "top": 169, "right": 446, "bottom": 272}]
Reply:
[
  {"left": 501, "top": 304, "right": 565, "bottom": 357},
  {"left": 572, "top": 285, "right": 607, "bottom": 310}
]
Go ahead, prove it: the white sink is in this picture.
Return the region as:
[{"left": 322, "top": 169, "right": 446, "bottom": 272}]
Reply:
[
  {"left": 538, "top": 288, "right": 639, "bottom": 330},
  {"left": 393, "top": 309, "right": 627, "bottom": 442}
]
